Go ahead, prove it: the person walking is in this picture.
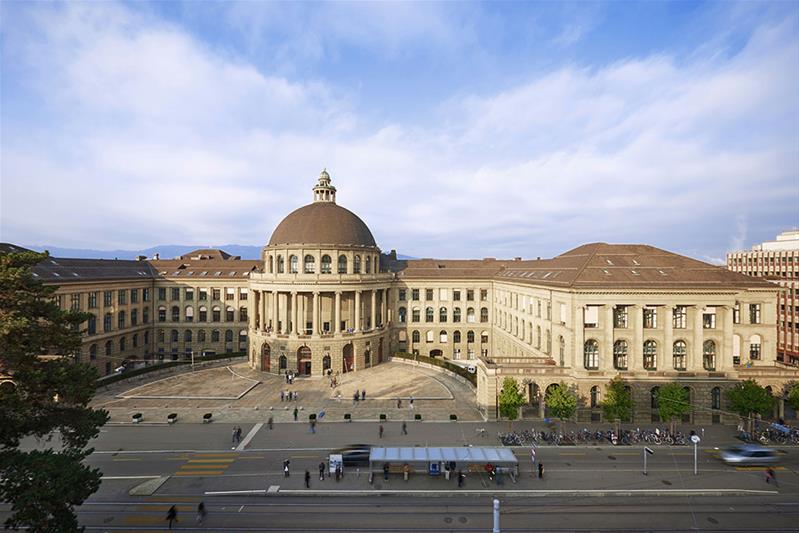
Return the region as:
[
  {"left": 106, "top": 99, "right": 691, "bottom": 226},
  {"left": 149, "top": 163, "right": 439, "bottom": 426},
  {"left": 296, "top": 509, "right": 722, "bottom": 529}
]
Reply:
[
  {"left": 361, "top": 389, "right": 366, "bottom": 401},
  {"left": 335, "top": 464, "right": 342, "bottom": 482},
  {"left": 383, "top": 463, "right": 390, "bottom": 480},
  {"left": 267, "top": 416, "right": 273, "bottom": 430},
  {"left": 231, "top": 426, "right": 238, "bottom": 449},
  {"left": 397, "top": 398, "right": 402, "bottom": 409},
  {"left": 319, "top": 461, "right": 326, "bottom": 481},
  {"left": 280, "top": 390, "right": 284, "bottom": 402},
  {"left": 304, "top": 470, "right": 311, "bottom": 489},
  {"left": 310, "top": 419, "right": 316, "bottom": 434},
  {"left": 293, "top": 407, "right": 298, "bottom": 421},
  {"left": 409, "top": 396, "right": 414, "bottom": 410},
  {"left": 538, "top": 462, "right": 544, "bottom": 479},
  {"left": 196, "top": 501, "right": 206, "bottom": 526},
  {"left": 401, "top": 421, "right": 407, "bottom": 435},
  {"left": 766, "top": 467, "right": 779, "bottom": 487},
  {"left": 379, "top": 424, "right": 384, "bottom": 439},
  {"left": 235, "top": 426, "right": 242, "bottom": 443},
  {"left": 283, "top": 459, "right": 291, "bottom": 477},
  {"left": 354, "top": 390, "right": 360, "bottom": 403},
  {"left": 457, "top": 470, "right": 465, "bottom": 487},
  {"left": 166, "top": 505, "right": 178, "bottom": 530}
]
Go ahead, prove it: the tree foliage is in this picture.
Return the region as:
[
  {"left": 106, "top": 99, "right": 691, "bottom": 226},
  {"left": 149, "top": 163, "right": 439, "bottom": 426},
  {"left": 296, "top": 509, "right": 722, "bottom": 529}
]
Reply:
[
  {"left": 601, "top": 376, "right": 633, "bottom": 422},
  {"left": 0, "top": 251, "right": 109, "bottom": 532},
  {"left": 725, "top": 379, "right": 775, "bottom": 419},
  {"left": 786, "top": 382, "right": 799, "bottom": 411},
  {"left": 656, "top": 383, "right": 690, "bottom": 426},
  {"left": 546, "top": 382, "right": 577, "bottom": 421},
  {"left": 498, "top": 377, "right": 525, "bottom": 421}
]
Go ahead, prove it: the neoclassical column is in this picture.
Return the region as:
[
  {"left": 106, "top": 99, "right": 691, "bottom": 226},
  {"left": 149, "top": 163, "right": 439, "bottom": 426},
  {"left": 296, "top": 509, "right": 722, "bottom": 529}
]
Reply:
[
  {"left": 334, "top": 291, "right": 341, "bottom": 334},
  {"left": 271, "top": 291, "right": 278, "bottom": 332},
  {"left": 312, "top": 291, "right": 319, "bottom": 335},
  {"left": 380, "top": 288, "right": 387, "bottom": 326},
  {"left": 291, "top": 291, "right": 298, "bottom": 335},
  {"left": 664, "top": 305, "right": 674, "bottom": 371},
  {"left": 355, "top": 290, "right": 362, "bottom": 332},
  {"left": 370, "top": 289, "right": 377, "bottom": 330}
]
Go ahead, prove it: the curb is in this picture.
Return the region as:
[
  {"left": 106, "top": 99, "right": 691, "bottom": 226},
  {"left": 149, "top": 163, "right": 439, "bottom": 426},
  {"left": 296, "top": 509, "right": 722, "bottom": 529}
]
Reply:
[{"left": 205, "top": 488, "right": 779, "bottom": 498}]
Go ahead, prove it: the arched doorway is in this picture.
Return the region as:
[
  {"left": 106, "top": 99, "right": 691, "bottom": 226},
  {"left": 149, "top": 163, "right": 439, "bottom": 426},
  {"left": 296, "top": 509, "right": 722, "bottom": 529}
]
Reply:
[
  {"left": 261, "top": 343, "right": 271, "bottom": 372},
  {"left": 323, "top": 355, "right": 331, "bottom": 373},
  {"left": 528, "top": 382, "right": 540, "bottom": 406},
  {"left": 544, "top": 383, "right": 560, "bottom": 418},
  {"left": 377, "top": 338, "right": 384, "bottom": 364},
  {"left": 343, "top": 343, "right": 354, "bottom": 373},
  {"left": 297, "top": 346, "right": 312, "bottom": 375},
  {"left": 430, "top": 349, "right": 443, "bottom": 358}
]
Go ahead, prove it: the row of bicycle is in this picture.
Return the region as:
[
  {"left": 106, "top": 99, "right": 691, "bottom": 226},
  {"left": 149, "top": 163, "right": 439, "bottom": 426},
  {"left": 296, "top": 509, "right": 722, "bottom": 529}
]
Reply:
[
  {"left": 739, "top": 427, "right": 799, "bottom": 445},
  {"left": 498, "top": 427, "right": 697, "bottom": 447}
]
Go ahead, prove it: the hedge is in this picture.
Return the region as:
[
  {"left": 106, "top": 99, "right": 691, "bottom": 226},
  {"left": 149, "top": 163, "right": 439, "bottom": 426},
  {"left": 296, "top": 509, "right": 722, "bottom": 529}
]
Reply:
[
  {"left": 97, "top": 352, "right": 247, "bottom": 386},
  {"left": 392, "top": 352, "right": 476, "bottom": 386}
]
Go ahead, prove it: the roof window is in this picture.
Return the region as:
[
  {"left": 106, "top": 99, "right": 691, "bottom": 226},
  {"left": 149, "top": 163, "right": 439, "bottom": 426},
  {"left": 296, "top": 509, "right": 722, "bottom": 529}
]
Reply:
[
  {"left": 214, "top": 271, "right": 222, "bottom": 276},
  {"left": 658, "top": 269, "right": 668, "bottom": 276},
  {"left": 200, "top": 271, "right": 208, "bottom": 276},
  {"left": 632, "top": 259, "right": 640, "bottom": 265},
  {"left": 631, "top": 270, "right": 640, "bottom": 276},
  {"left": 606, "top": 259, "right": 613, "bottom": 265},
  {"left": 172, "top": 271, "right": 181, "bottom": 276},
  {"left": 602, "top": 269, "right": 610, "bottom": 275}
]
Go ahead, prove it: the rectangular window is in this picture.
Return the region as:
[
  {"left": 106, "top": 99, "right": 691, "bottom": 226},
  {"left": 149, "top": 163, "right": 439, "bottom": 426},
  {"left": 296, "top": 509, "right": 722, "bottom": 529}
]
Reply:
[
  {"left": 143, "top": 307, "right": 149, "bottom": 324},
  {"left": 88, "top": 292, "right": 97, "bottom": 308},
  {"left": 143, "top": 288, "right": 150, "bottom": 302},
  {"left": 118, "top": 313, "right": 125, "bottom": 329},
  {"left": 118, "top": 290, "right": 126, "bottom": 305},
  {"left": 199, "top": 288, "right": 208, "bottom": 300},
  {"left": 239, "top": 289, "right": 248, "bottom": 300},
  {"left": 559, "top": 303, "right": 567, "bottom": 324},
  {"left": 398, "top": 289, "right": 406, "bottom": 301},
  {"left": 212, "top": 288, "right": 221, "bottom": 300},
  {"left": 130, "top": 289, "right": 138, "bottom": 303},
  {"left": 583, "top": 306, "right": 598, "bottom": 328},
  {"left": 131, "top": 308, "right": 138, "bottom": 326},
  {"left": 70, "top": 293, "right": 81, "bottom": 311},
  {"left": 412, "top": 308, "right": 420, "bottom": 322},
  {"left": 703, "top": 307, "right": 716, "bottom": 329},
  {"left": 749, "top": 304, "right": 761, "bottom": 324},
  {"left": 171, "top": 288, "right": 180, "bottom": 301},
  {"left": 453, "top": 290, "right": 461, "bottom": 301},
  {"left": 673, "top": 306, "right": 687, "bottom": 329},
  {"left": 466, "top": 289, "right": 474, "bottom": 301},
  {"left": 425, "top": 289, "right": 433, "bottom": 301},
  {"left": 226, "top": 288, "right": 235, "bottom": 301},
  {"left": 104, "top": 291, "right": 113, "bottom": 306},
  {"left": 103, "top": 314, "right": 112, "bottom": 333},
  {"left": 480, "top": 289, "right": 488, "bottom": 301},
  {"left": 613, "top": 306, "right": 628, "bottom": 328},
  {"left": 158, "top": 288, "right": 166, "bottom": 301},
  {"left": 412, "top": 289, "right": 420, "bottom": 301},
  {"left": 439, "top": 288, "right": 448, "bottom": 301},
  {"left": 546, "top": 301, "right": 551, "bottom": 320},
  {"left": 643, "top": 307, "right": 657, "bottom": 328},
  {"left": 733, "top": 304, "right": 740, "bottom": 324}
]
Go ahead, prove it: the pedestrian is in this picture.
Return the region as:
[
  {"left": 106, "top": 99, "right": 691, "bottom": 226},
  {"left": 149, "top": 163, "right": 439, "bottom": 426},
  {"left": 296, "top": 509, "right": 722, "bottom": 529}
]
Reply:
[
  {"left": 235, "top": 426, "right": 242, "bottom": 443},
  {"left": 285, "top": 371, "right": 289, "bottom": 384},
  {"left": 335, "top": 464, "right": 342, "bottom": 482},
  {"left": 383, "top": 463, "right": 390, "bottom": 480},
  {"left": 267, "top": 416, "right": 273, "bottom": 430},
  {"left": 766, "top": 467, "right": 779, "bottom": 487},
  {"left": 231, "top": 427, "right": 238, "bottom": 447},
  {"left": 457, "top": 470, "right": 465, "bottom": 487},
  {"left": 196, "top": 501, "right": 206, "bottom": 526},
  {"left": 397, "top": 398, "right": 402, "bottom": 409},
  {"left": 280, "top": 390, "right": 284, "bottom": 402},
  {"left": 319, "top": 461, "right": 325, "bottom": 481},
  {"left": 295, "top": 391, "right": 300, "bottom": 402},
  {"left": 293, "top": 407, "right": 298, "bottom": 421},
  {"left": 305, "top": 470, "right": 311, "bottom": 488},
  {"left": 409, "top": 396, "right": 414, "bottom": 409},
  {"left": 354, "top": 389, "right": 360, "bottom": 403},
  {"left": 310, "top": 419, "right": 316, "bottom": 434},
  {"left": 361, "top": 389, "right": 366, "bottom": 401},
  {"left": 166, "top": 505, "right": 178, "bottom": 530},
  {"left": 283, "top": 459, "right": 290, "bottom": 477},
  {"left": 538, "top": 462, "right": 544, "bottom": 479},
  {"left": 379, "top": 424, "right": 384, "bottom": 439},
  {"left": 401, "top": 421, "right": 407, "bottom": 435}
]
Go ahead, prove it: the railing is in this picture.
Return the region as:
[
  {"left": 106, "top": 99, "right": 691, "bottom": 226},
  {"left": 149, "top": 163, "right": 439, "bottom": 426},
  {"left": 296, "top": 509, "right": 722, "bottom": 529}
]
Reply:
[
  {"left": 97, "top": 352, "right": 247, "bottom": 386},
  {"left": 391, "top": 352, "right": 476, "bottom": 386}
]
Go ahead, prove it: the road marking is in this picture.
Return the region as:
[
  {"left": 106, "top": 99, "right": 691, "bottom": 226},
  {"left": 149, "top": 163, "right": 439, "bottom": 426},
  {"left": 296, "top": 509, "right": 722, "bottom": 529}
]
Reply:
[
  {"left": 102, "top": 475, "right": 161, "bottom": 480},
  {"left": 558, "top": 452, "right": 586, "bottom": 456},
  {"left": 180, "top": 464, "right": 227, "bottom": 469},
  {"left": 174, "top": 471, "right": 226, "bottom": 476},
  {"left": 186, "top": 458, "right": 236, "bottom": 463},
  {"left": 291, "top": 454, "right": 319, "bottom": 459},
  {"left": 146, "top": 497, "right": 200, "bottom": 502},
  {"left": 237, "top": 422, "right": 263, "bottom": 451},
  {"left": 112, "top": 458, "right": 141, "bottom": 461},
  {"left": 194, "top": 453, "right": 239, "bottom": 458},
  {"left": 239, "top": 455, "right": 265, "bottom": 459},
  {"left": 735, "top": 466, "right": 786, "bottom": 471}
]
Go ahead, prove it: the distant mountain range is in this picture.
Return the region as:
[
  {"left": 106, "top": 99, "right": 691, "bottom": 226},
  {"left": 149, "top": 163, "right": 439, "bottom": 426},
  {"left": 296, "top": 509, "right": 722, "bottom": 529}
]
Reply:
[{"left": 23, "top": 244, "right": 416, "bottom": 261}]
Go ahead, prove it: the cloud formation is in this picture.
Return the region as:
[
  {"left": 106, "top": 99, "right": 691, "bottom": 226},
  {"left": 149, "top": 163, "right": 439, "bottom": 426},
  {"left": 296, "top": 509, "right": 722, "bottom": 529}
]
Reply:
[{"left": 1, "top": 2, "right": 797, "bottom": 261}]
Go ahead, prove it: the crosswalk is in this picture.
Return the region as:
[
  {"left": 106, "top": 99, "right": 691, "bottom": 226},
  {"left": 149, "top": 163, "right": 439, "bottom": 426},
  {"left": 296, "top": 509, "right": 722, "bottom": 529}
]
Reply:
[{"left": 174, "top": 453, "right": 237, "bottom": 476}]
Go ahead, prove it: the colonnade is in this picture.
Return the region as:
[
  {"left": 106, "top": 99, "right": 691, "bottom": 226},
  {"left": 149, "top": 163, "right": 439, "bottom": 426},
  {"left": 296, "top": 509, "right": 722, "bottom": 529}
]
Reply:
[{"left": 251, "top": 288, "right": 389, "bottom": 336}]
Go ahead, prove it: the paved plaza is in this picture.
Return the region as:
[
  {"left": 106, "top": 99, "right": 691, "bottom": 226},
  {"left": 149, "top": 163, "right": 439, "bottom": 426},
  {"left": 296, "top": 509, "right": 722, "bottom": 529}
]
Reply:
[{"left": 92, "top": 360, "right": 483, "bottom": 424}]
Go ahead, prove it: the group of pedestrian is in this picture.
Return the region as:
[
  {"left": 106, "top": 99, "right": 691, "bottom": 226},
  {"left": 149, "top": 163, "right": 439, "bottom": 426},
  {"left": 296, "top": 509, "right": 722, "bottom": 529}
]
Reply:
[
  {"left": 327, "top": 369, "right": 339, "bottom": 388},
  {"left": 280, "top": 390, "right": 299, "bottom": 401},
  {"left": 283, "top": 459, "right": 291, "bottom": 477},
  {"left": 285, "top": 370, "right": 295, "bottom": 384},
  {"left": 353, "top": 389, "right": 367, "bottom": 403},
  {"left": 230, "top": 426, "right": 243, "bottom": 449},
  {"left": 165, "top": 502, "right": 206, "bottom": 530}
]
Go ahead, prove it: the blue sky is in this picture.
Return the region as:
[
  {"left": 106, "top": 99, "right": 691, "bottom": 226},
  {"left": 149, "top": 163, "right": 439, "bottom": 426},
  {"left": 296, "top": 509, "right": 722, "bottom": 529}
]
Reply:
[{"left": 1, "top": 1, "right": 798, "bottom": 262}]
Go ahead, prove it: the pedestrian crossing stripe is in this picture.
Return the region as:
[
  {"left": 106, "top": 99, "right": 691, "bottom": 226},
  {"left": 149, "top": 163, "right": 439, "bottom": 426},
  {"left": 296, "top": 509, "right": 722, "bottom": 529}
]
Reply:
[
  {"left": 734, "top": 466, "right": 785, "bottom": 471},
  {"left": 186, "top": 458, "right": 236, "bottom": 463},
  {"left": 174, "top": 470, "right": 226, "bottom": 476}
]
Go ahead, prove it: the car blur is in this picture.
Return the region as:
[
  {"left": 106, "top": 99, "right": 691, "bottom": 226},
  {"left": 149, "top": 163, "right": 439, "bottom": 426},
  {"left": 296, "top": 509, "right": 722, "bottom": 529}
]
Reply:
[{"left": 719, "top": 444, "right": 779, "bottom": 465}]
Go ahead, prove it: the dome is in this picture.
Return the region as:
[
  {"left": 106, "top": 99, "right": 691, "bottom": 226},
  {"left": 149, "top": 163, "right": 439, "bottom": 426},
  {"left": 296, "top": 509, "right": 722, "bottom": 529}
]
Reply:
[{"left": 268, "top": 202, "right": 377, "bottom": 247}]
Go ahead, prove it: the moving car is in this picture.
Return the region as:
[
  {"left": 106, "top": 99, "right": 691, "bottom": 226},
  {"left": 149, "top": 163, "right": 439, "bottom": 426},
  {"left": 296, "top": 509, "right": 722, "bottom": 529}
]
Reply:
[
  {"left": 719, "top": 444, "right": 779, "bottom": 465},
  {"left": 334, "top": 444, "right": 372, "bottom": 466}
]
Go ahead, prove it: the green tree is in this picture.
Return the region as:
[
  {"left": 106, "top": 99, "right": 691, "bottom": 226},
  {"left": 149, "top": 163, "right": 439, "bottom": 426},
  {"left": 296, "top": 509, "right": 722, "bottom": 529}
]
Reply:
[
  {"left": 498, "top": 377, "right": 525, "bottom": 428},
  {"left": 0, "top": 251, "right": 109, "bottom": 532},
  {"left": 546, "top": 382, "right": 577, "bottom": 421},
  {"left": 601, "top": 376, "right": 633, "bottom": 425},
  {"left": 786, "top": 382, "right": 799, "bottom": 411},
  {"left": 656, "top": 383, "right": 690, "bottom": 433},
  {"left": 725, "top": 379, "right": 775, "bottom": 432}
]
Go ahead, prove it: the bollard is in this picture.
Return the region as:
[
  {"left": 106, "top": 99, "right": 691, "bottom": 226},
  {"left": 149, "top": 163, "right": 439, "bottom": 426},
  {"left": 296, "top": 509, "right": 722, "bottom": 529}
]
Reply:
[{"left": 493, "top": 498, "right": 500, "bottom": 533}]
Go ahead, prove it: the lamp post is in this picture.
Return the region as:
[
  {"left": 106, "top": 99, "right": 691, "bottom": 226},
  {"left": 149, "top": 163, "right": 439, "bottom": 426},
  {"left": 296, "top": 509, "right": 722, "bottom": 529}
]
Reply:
[{"left": 191, "top": 350, "right": 195, "bottom": 372}]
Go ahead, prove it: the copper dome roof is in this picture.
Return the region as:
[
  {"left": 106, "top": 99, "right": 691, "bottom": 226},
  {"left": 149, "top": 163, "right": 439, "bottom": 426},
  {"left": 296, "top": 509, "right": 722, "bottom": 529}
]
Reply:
[{"left": 268, "top": 202, "right": 377, "bottom": 248}]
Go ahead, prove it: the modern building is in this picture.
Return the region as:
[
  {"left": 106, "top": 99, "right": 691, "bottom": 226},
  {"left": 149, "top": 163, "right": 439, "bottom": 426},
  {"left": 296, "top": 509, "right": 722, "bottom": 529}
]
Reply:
[
  {"left": 5, "top": 171, "right": 797, "bottom": 422},
  {"left": 727, "top": 230, "right": 799, "bottom": 366}
]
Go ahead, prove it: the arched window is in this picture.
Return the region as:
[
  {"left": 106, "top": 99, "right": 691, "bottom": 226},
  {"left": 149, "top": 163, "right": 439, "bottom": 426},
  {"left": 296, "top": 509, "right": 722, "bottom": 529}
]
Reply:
[
  {"left": 226, "top": 306, "right": 235, "bottom": 321},
  {"left": 426, "top": 331, "right": 434, "bottom": 343},
  {"left": 279, "top": 355, "right": 287, "bottom": 370},
  {"left": 749, "top": 334, "right": 761, "bottom": 360},
  {"left": 277, "top": 255, "right": 285, "bottom": 273},
  {"left": 453, "top": 307, "right": 462, "bottom": 322},
  {"left": 171, "top": 329, "right": 179, "bottom": 342},
  {"left": 425, "top": 307, "right": 434, "bottom": 322},
  {"left": 703, "top": 340, "right": 716, "bottom": 370},
  {"left": 185, "top": 306, "right": 194, "bottom": 322},
  {"left": 590, "top": 386, "right": 601, "bottom": 408},
  {"left": 105, "top": 341, "right": 112, "bottom": 356},
  {"left": 338, "top": 255, "right": 347, "bottom": 274},
  {"left": 198, "top": 329, "right": 206, "bottom": 342},
  {"left": 613, "top": 340, "right": 628, "bottom": 370},
  {"left": 239, "top": 306, "right": 247, "bottom": 321},
  {"left": 584, "top": 340, "right": 599, "bottom": 369},
  {"left": 453, "top": 330, "right": 462, "bottom": 343},
  {"left": 119, "top": 337, "right": 126, "bottom": 351},
  {"left": 651, "top": 386, "right": 660, "bottom": 409},
  {"left": 239, "top": 330, "right": 247, "bottom": 343},
  {"left": 225, "top": 329, "right": 233, "bottom": 342},
  {"left": 412, "top": 330, "right": 420, "bottom": 343},
  {"left": 480, "top": 307, "right": 489, "bottom": 323},
  {"left": 643, "top": 340, "right": 657, "bottom": 370},
  {"left": 467, "top": 307, "right": 475, "bottom": 323},
  {"left": 481, "top": 332, "right": 489, "bottom": 344},
  {"left": 354, "top": 255, "right": 361, "bottom": 273},
  {"left": 211, "top": 329, "right": 220, "bottom": 342},
  {"left": 323, "top": 355, "right": 331, "bottom": 371},
  {"left": 412, "top": 307, "right": 420, "bottom": 322},
  {"left": 439, "top": 307, "right": 448, "bottom": 322},
  {"left": 673, "top": 340, "right": 687, "bottom": 370},
  {"left": 158, "top": 307, "right": 166, "bottom": 323},
  {"left": 467, "top": 330, "right": 475, "bottom": 343},
  {"left": 304, "top": 255, "right": 315, "bottom": 274},
  {"left": 711, "top": 387, "right": 721, "bottom": 410},
  {"left": 199, "top": 306, "right": 207, "bottom": 322},
  {"left": 439, "top": 331, "right": 448, "bottom": 343},
  {"left": 365, "top": 256, "right": 371, "bottom": 273},
  {"left": 289, "top": 255, "right": 298, "bottom": 273},
  {"left": 321, "top": 255, "right": 332, "bottom": 274},
  {"left": 89, "top": 344, "right": 97, "bottom": 360},
  {"left": 398, "top": 307, "right": 407, "bottom": 323},
  {"left": 184, "top": 330, "right": 192, "bottom": 342},
  {"left": 268, "top": 256, "right": 274, "bottom": 273},
  {"left": 212, "top": 306, "right": 221, "bottom": 322}
]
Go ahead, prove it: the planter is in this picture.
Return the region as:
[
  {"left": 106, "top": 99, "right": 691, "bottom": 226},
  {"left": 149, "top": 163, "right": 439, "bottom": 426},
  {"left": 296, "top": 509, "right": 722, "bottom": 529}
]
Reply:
[
  {"left": 167, "top": 413, "right": 178, "bottom": 424},
  {"left": 379, "top": 414, "right": 387, "bottom": 421},
  {"left": 414, "top": 414, "right": 422, "bottom": 421},
  {"left": 344, "top": 413, "right": 352, "bottom": 422},
  {"left": 132, "top": 413, "right": 143, "bottom": 423},
  {"left": 202, "top": 413, "right": 213, "bottom": 423},
  {"left": 449, "top": 414, "right": 458, "bottom": 421},
  {"left": 309, "top": 413, "right": 317, "bottom": 421}
]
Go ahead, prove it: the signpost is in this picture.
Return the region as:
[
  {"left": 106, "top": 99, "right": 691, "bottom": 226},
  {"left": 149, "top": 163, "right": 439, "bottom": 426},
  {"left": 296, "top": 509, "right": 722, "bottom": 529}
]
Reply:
[
  {"left": 643, "top": 447, "right": 654, "bottom": 476},
  {"left": 691, "top": 434, "right": 701, "bottom": 475}
]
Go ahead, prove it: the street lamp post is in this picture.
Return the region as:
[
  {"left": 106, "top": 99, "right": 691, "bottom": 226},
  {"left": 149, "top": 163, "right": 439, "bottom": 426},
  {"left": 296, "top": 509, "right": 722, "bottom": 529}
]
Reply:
[
  {"left": 691, "top": 434, "right": 701, "bottom": 475},
  {"left": 492, "top": 498, "right": 500, "bottom": 533}
]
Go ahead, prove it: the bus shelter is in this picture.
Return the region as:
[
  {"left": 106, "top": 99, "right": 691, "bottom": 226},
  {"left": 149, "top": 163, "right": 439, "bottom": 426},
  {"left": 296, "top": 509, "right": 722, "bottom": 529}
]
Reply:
[{"left": 369, "top": 447, "right": 518, "bottom": 478}]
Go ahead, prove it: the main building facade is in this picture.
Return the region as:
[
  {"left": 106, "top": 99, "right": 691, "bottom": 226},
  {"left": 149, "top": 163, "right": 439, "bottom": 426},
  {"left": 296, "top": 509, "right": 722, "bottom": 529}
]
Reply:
[{"left": 11, "top": 171, "right": 797, "bottom": 422}]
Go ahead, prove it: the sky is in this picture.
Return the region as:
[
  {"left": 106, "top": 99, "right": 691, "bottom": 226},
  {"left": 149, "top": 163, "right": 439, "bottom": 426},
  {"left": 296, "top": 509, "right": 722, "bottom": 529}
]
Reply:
[{"left": 1, "top": 1, "right": 798, "bottom": 263}]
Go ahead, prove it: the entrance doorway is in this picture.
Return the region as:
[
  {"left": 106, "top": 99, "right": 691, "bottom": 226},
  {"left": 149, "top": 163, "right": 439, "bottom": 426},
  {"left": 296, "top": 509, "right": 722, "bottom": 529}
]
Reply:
[
  {"left": 430, "top": 349, "right": 443, "bottom": 358},
  {"left": 343, "top": 343, "right": 354, "bottom": 373},
  {"left": 261, "top": 343, "right": 271, "bottom": 372},
  {"left": 297, "top": 346, "right": 312, "bottom": 376},
  {"left": 377, "top": 339, "right": 384, "bottom": 363}
]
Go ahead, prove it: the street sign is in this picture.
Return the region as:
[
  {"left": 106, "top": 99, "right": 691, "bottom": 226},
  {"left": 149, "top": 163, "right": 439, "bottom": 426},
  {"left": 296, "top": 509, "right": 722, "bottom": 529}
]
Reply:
[
  {"left": 690, "top": 435, "right": 701, "bottom": 444},
  {"left": 645, "top": 447, "right": 654, "bottom": 455}
]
